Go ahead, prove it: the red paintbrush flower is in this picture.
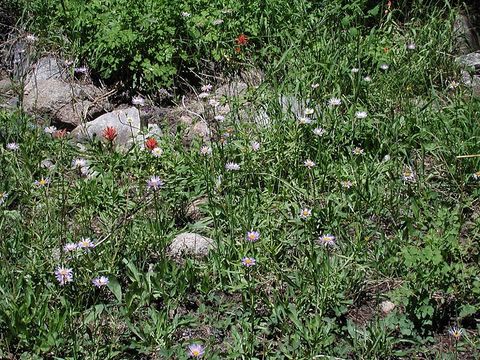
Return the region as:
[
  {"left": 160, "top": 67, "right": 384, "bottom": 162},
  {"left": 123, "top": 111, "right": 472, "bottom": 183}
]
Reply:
[
  {"left": 52, "top": 129, "right": 67, "bottom": 139},
  {"left": 236, "top": 33, "right": 248, "bottom": 46},
  {"left": 102, "top": 126, "right": 117, "bottom": 142},
  {"left": 145, "top": 137, "right": 158, "bottom": 151}
]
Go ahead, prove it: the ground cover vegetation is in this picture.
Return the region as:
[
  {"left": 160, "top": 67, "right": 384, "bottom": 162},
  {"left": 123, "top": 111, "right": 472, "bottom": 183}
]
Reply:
[{"left": 1, "top": 0, "right": 480, "bottom": 358}]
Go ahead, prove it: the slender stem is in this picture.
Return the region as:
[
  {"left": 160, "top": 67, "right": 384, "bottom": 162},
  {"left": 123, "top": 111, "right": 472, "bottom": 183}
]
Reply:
[{"left": 248, "top": 270, "right": 255, "bottom": 358}]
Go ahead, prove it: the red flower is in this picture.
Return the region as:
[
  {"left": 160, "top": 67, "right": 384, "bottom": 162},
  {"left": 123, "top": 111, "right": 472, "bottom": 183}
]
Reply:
[
  {"left": 236, "top": 33, "right": 248, "bottom": 46},
  {"left": 102, "top": 126, "right": 117, "bottom": 142},
  {"left": 235, "top": 46, "right": 241, "bottom": 53},
  {"left": 52, "top": 129, "right": 67, "bottom": 139},
  {"left": 145, "top": 137, "right": 158, "bottom": 151}
]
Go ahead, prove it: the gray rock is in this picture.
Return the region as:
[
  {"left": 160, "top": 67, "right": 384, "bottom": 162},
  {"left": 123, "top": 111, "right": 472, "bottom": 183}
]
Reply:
[
  {"left": 457, "top": 52, "right": 480, "bottom": 71},
  {"left": 139, "top": 105, "right": 168, "bottom": 125},
  {"left": 215, "top": 81, "right": 248, "bottom": 98},
  {"left": 70, "top": 107, "right": 141, "bottom": 149},
  {"left": 185, "top": 197, "right": 208, "bottom": 221},
  {"left": 240, "top": 68, "right": 264, "bottom": 87},
  {"left": 279, "top": 94, "right": 321, "bottom": 119},
  {"left": 252, "top": 108, "right": 271, "bottom": 126},
  {"left": 134, "top": 123, "right": 163, "bottom": 149},
  {"left": 183, "top": 120, "right": 211, "bottom": 146},
  {"left": 168, "top": 232, "right": 214, "bottom": 258},
  {"left": 23, "top": 57, "right": 110, "bottom": 126},
  {"left": 453, "top": 14, "right": 480, "bottom": 55},
  {"left": 0, "top": 78, "right": 13, "bottom": 93},
  {"left": 0, "top": 75, "right": 17, "bottom": 109},
  {"left": 25, "top": 57, "right": 63, "bottom": 85},
  {"left": 461, "top": 70, "right": 480, "bottom": 97},
  {"left": 10, "top": 39, "right": 35, "bottom": 80},
  {"left": 0, "top": 96, "right": 19, "bottom": 109}
]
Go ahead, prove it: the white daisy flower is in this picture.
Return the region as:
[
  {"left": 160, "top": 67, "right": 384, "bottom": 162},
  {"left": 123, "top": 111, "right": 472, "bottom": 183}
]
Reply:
[
  {"left": 151, "top": 147, "right": 163, "bottom": 157},
  {"left": 298, "top": 117, "right": 312, "bottom": 125},
  {"left": 201, "top": 84, "right": 212, "bottom": 92},
  {"left": 328, "top": 97, "right": 341, "bottom": 106},
  {"left": 44, "top": 126, "right": 57, "bottom": 134},
  {"left": 225, "top": 162, "right": 240, "bottom": 171},
  {"left": 304, "top": 159, "right": 316, "bottom": 169},
  {"left": 72, "top": 158, "right": 87, "bottom": 169},
  {"left": 355, "top": 111, "right": 367, "bottom": 119},
  {"left": 313, "top": 127, "right": 326, "bottom": 136}
]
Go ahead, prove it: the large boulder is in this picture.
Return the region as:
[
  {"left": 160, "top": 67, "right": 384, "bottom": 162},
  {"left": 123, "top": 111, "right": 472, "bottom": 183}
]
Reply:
[
  {"left": 453, "top": 13, "right": 480, "bottom": 55},
  {"left": 23, "top": 57, "right": 110, "bottom": 126},
  {"left": 70, "top": 107, "right": 141, "bottom": 149}
]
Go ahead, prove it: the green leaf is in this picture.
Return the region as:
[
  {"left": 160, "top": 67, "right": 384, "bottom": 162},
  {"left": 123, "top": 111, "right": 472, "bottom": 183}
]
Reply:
[
  {"left": 459, "top": 304, "right": 477, "bottom": 318},
  {"left": 108, "top": 276, "right": 122, "bottom": 303},
  {"left": 368, "top": 5, "right": 380, "bottom": 17}
]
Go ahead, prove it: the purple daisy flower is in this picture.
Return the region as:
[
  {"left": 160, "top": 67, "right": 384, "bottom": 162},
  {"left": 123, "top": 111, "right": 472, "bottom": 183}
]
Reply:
[
  {"left": 299, "top": 208, "right": 312, "bottom": 219},
  {"left": 78, "top": 237, "right": 95, "bottom": 250},
  {"left": 242, "top": 257, "right": 256, "bottom": 267},
  {"left": 54, "top": 266, "right": 73, "bottom": 285},
  {"left": 188, "top": 343, "right": 205, "bottom": 358},
  {"left": 63, "top": 243, "right": 78, "bottom": 252},
  {"left": 448, "top": 326, "right": 464, "bottom": 340},
  {"left": 147, "top": 175, "right": 164, "bottom": 191},
  {"left": 318, "top": 234, "right": 336, "bottom": 247},
  {"left": 92, "top": 276, "right": 109, "bottom": 288},
  {"left": 246, "top": 231, "right": 260, "bottom": 242}
]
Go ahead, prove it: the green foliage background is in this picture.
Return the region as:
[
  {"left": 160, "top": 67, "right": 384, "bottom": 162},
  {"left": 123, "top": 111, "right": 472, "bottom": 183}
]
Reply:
[{"left": 11, "top": 0, "right": 424, "bottom": 91}]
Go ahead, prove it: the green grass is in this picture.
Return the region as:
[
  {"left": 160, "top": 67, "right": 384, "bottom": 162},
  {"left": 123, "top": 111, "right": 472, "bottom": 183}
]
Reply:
[{"left": 1, "top": 1, "right": 480, "bottom": 359}]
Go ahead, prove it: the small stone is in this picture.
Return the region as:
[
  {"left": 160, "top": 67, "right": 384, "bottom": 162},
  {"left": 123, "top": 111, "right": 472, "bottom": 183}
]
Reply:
[
  {"left": 379, "top": 300, "right": 396, "bottom": 315},
  {"left": 185, "top": 198, "right": 208, "bottom": 221},
  {"left": 183, "top": 120, "right": 210, "bottom": 146},
  {"left": 168, "top": 232, "right": 214, "bottom": 258}
]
